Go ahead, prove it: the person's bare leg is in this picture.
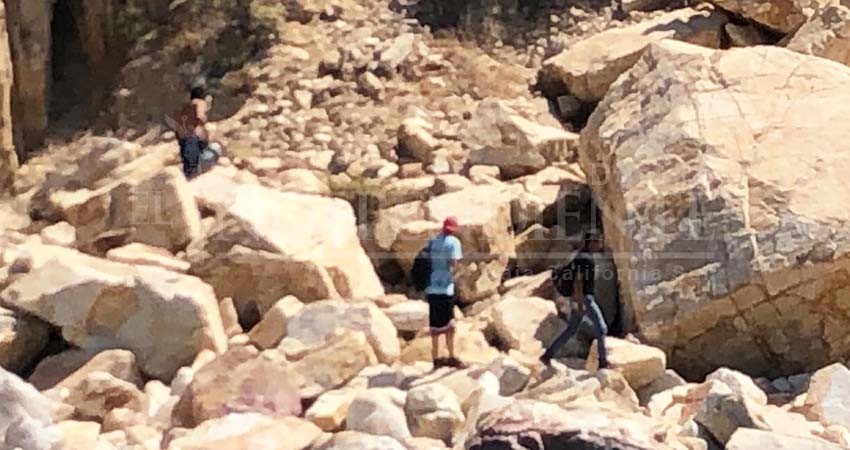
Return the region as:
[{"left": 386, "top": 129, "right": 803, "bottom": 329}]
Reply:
[
  {"left": 446, "top": 326, "right": 456, "bottom": 360},
  {"left": 431, "top": 333, "right": 440, "bottom": 363}
]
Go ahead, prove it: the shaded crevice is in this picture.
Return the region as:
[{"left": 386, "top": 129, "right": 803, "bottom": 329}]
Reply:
[
  {"left": 17, "top": 324, "right": 71, "bottom": 379},
  {"left": 6, "top": 0, "right": 276, "bottom": 154},
  {"left": 50, "top": 0, "right": 98, "bottom": 127},
  {"left": 396, "top": 0, "right": 616, "bottom": 45},
  {"left": 533, "top": 72, "right": 598, "bottom": 132}
]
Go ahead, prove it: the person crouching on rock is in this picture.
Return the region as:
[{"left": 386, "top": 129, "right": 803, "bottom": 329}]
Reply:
[
  {"left": 169, "top": 85, "right": 220, "bottom": 178},
  {"left": 541, "top": 230, "right": 610, "bottom": 369},
  {"left": 426, "top": 216, "right": 464, "bottom": 369}
]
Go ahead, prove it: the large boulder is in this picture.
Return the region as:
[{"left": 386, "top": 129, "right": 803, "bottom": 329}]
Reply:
[
  {"left": 404, "top": 383, "right": 465, "bottom": 444},
  {"left": 400, "top": 321, "right": 499, "bottom": 365},
  {"left": 0, "top": 247, "right": 227, "bottom": 380},
  {"left": 800, "top": 363, "right": 850, "bottom": 428},
  {"left": 248, "top": 296, "right": 304, "bottom": 349},
  {"left": 788, "top": 3, "right": 850, "bottom": 66},
  {"left": 276, "top": 169, "right": 330, "bottom": 195},
  {"left": 451, "top": 376, "right": 513, "bottom": 449},
  {"left": 286, "top": 300, "right": 399, "bottom": 364},
  {"left": 27, "top": 138, "right": 152, "bottom": 216},
  {"left": 705, "top": 367, "right": 768, "bottom": 406},
  {"left": 384, "top": 300, "right": 429, "bottom": 333},
  {"left": 0, "top": 367, "right": 70, "bottom": 450},
  {"left": 39, "top": 222, "right": 76, "bottom": 248},
  {"left": 56, "top": 421, "right": 100, "bottom": 449},
  {"left": 460, "top": 99, "right": 577, "bottom": 178},
  {"left": 405, "top": 437, "right": 449, "bottom": 450},
  {"left": 371, "top": 201, "right": 426, "bottom": 257},
  {"left": 107, "top": 167, "right": 203, "bottom": 253},
  {"left": 637, "top": 369, "right": 687, "bottom": 406},
  {"left": 188, "top": 181, "right": 384, "bottom": 301},
  {"left": 172, "top": 346, "right": 302, "bottom": 428},
  {"left": 105, "top": 243, "right": 190, "bottom": 273},
  {"left": 37, "top": 349, "right": 143, "bottom": 394},
  {"left": 708, "top": 0, "right": 828, "bottom": 32},
  {"left": 394, "top": 185, "right": 516, "bottom": 303},
  {"left": 541, "top": 8, "right": 727, "bottom": 102},
  {"left": 166, "top": 413, "right": 321, "bottom": 450},
  {"left": 292, "top": 330, "right": 377, "bottom": 399},
  {"left": 580, "top": 40, "right": 850, "bottom": 378},
  {"left": 60, "top": 372, "right": 145, "bottom": 422},
  {"left": 398, "top": 117, "right": 440, "bottom": 163},
  {"left": 0, "top": 306, "right": 49, "bottom": 373},
  {"left": 726, "top": 428, "right": 847, "bottom": 450},
  {"left": 586, "top": 338, "right": 667, "bottom": 390},
  {"left": 513, "top": 224, "right": 553, "bottom": 274},
  {"left": 313, "top": 431, "right": 407, "bottom": 450},
  {"left": 306, "top": 385, "right": 365, "bottom": 432},
  {"left": 466, "top": 400, "right": 694, "bottom": 450},
  {"left": 190, "top": 246, "right": 340, "bottom": 315},
  {"left": 38, "top": 164, "right": 199, "bottom": 254},
  {"left": 516, "top": 368, "right": 641, "bottom": 413},
  {"left": 0, "top": 1, "right": 15, "bottom": 190},
  {"left": 346, "top": 388, "right": 411, "bottom": 442},
  {"left": 484, "top": 355, "right": 531, "bottom": 396},
  {"left": 647, "top": 379, "right": 829, "bottom": 444},
  {"left": 381, "top": 176, "right": 437, "bottom": 206},
  {"left": 410, "top": 368, "right": 499, "bottom": 418},
  {"left": 693, "top": 381, "right": 768, "bottom": 444},
  {"left": 489, "top": 296, "right": 564, "bottom": 353}
]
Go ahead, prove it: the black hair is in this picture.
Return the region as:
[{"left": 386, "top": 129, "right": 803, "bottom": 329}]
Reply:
[
  {"left": 190, "top": 86, "right": 205, "bottom": 100},
  {"left": 583, "top": 230, "right": 602, "bottom": 249},
  {"left": 584, "top": 230, "right": 601, "bottom": 241}
]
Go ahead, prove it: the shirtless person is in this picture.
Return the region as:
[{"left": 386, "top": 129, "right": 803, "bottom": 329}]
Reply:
[{"left": 172, "top": 86, "right": 211, "bottom": 178}]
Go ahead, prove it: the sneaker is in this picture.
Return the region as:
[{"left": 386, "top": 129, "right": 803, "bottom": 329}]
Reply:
[{"left": 446, "top": 357, "right": 464, "bottom": 369}]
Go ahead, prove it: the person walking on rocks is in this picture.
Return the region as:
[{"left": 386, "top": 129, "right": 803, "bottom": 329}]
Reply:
[
  {"left": 542, "top": 230, "right": 609, "bottom": 369},
  {"left": 426, "top": 216, "right": 463, "bottom": 368},
  {"left": 166, "top": 85, "right": 220, "bottom": 178}
]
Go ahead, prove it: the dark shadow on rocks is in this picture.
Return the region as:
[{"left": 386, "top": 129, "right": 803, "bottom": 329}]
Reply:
[
  {"left": 393, "top": 0, "right": 613, "bottom": 45},
  {"left": 39, "top": 0, "right": 280, "bottom": 152},
  {"left": 18, "top": 324, "right": 72, "bottom": 380}
]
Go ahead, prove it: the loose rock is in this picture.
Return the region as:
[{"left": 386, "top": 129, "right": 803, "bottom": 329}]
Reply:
[
  {"left": 1, "top": 248, "right": 227, "bottom": 380},
  {"left": 346, "top": 388, "right": 411, "bottom": 442},
  {"left": 172, "top": 346, "right": 302, "bottom": 428},
  {"left": 286, "top": 300, "right": 400, "bottom": 364},
  {"left": 0, "top": 307, "right": 49, "bottom": 373},
  {"left": 541, "top": 8, "right": 727, "bottom": 102},
  {"left": 293, "top": 330, "right": 378, "bottom": 399},
  {"left": 461, "top": 100, "right": 576, "bottom": 178},
  {"left": 587, "top": 337, "right": 667, "bottom": 390},
  {"left": 404, "top": 383, "right": 465, "bottom": 443}
]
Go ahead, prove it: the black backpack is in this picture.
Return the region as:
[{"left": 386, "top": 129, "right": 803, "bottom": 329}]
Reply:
[
  {"left": 551, "top": 257, "right": 577, "bottom": 297},
  {"left": 410, "top": 241, "right": 431, "bottom": 292}
]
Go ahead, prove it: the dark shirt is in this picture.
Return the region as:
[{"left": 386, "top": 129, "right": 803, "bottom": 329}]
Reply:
[
  {"left": 174, "top": 99, "right": 209, "bottom": 141},
  {"left": 574, "top": 252, "right": 595, "bottom": 295},
  {"left": 554, "top": 252, "right": 595, "bottom": 297}
]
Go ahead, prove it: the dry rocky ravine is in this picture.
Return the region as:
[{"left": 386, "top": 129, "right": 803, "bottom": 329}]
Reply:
[{"left": 2, "top": 0, "right": 850, "bottom": 449}]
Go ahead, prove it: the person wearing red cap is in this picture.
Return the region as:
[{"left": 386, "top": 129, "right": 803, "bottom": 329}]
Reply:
[{"left": 425, "top": 216, "right": 464, "bottom": 368}]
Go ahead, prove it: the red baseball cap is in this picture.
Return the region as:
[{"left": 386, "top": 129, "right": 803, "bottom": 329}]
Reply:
[{"left": 443, "top": 216, "right": 459, "bottom": 234}]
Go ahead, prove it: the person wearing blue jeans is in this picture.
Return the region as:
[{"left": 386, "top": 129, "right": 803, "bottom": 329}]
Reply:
[
  {"left": 171, "top": 85, "right": 219, "bottom": 179},
  {"left": 542, "top": 231, "right": 609, "bottom": 368}
]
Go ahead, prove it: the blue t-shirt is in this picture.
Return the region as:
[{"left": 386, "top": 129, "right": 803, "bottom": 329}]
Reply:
[{"left": 425, "top": 234, "right": 463, "bottom": 296}]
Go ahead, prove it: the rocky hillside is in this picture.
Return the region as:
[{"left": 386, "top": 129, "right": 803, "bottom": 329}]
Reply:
[{"left": 3, "top": 0, "right": 850, "bottom": 449}]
